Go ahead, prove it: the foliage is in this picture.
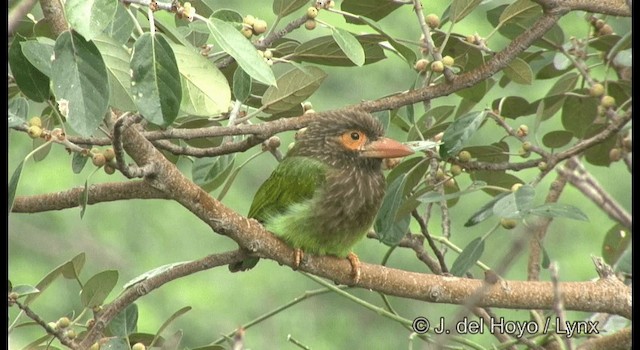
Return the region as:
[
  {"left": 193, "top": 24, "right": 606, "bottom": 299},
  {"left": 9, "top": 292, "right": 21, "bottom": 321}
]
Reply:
[{"left": 8, "top": 0, "right": 631, "bottom": 349}]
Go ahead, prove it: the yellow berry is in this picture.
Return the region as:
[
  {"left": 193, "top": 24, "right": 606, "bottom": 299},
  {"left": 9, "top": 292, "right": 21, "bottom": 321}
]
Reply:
[
  {"left": 435, "top": 169, "right": 445, "bottom": 181},
  {"left": 131, "top": 343, "right": 146, "bottom": 350},
  {"left": 307, "top": 7, "right": 318, "bottom": 19},
  {"left": 622, "top": 136, "right": 631, "bottom": 150},
  {"left": 538, "top": 161, "right": 548, "bottom": 171},
  {"left": 598, "top": 24, "right": 613, "bottom": 36},
  {"left": 302, "top": 101, "right": 313, "bottom": 111},
  {"left": 516, "top": 124, "right": 529, "bottom": 137},
  {"left": 263, "top": 49, "right": 273, "bottom": 59},
  {"left": 27, "top": 125, "right": 43, "bottom": 138},
  {"left": 511, "top": 183, "right": 523, "bottom": 192},
  {"left": 522, "top": 141, "right": 533, "bottom": 151},
  {"left": 425, "top": 14, "right": 440, "bottom": 28},
  {"left": 48, "top": 322, "right": 58, "bottom": 331},
  {"left": 241, "top": 27, "right": 253, "bottom": 38},
  {"left": 466, "top": 35, "right": 476, "bottom": 44},
  {"left": 327, "top": 0, "right": 335, "bottom": 8},
  {"left": 442, "top": 55, "right": 454, "bottom": 67},
  {"left": 518, "top": 147, "right": 531, "bottom": 158},
  {"left": 89, "top": 342, "right": 100, "bottom": 350},
  {"left": 28, "top": 116, "right": 42, "bottom": 127},
  {"left": 253, "top": 19, "right": 267, "bottom": 34},
  {"left": 92, "top": 153, "right": 106, "bottom": 167},
  {"left": 600, "top": 95, "right": 616, "bottom": 109},
  {"left": 609, "top": 148, "right": 621, "bottom": 161},
  {"left": 65, "top": 329, "right": 77, "bottom": 339},
  {"left": 450, "top": 164, "right": 462, "bottom": 176},
  {"left": 414, "top": 58, "right": 429, "bottom": 72},
  {"left": 594, "top": 19, "right": 605, "bottom": 29},
  {"left": 431, "top": 60, "right": 444, "bottom": 73},
  {"left": 500, "top": 218, "right": 518, "bottom": 230},
  {"left": 589, "top": 83, "right": 605, "bottom": 97},
  {"left": 8, "top": 292, "right": 19, "bottom": 300},
  {"left": 243, "top": 15, "right": 256, "bottom": 26},
  {"left": 444, "top": 178, "right": 456, "bottom": 188},
  {"left": 458, "top": 150, "right": 471, "bottom": 162},
  {"left": 56, "top": 317, "right": 71, "bottom": 329},
  {"left": 104, "top": 164, "right": 116, "bottom": 175},
  {"left": 103, "top": 148, "right": 115, "bottom": 162},
  {"left": 305, "top": 19, "right": 316, "bottom": 30}
]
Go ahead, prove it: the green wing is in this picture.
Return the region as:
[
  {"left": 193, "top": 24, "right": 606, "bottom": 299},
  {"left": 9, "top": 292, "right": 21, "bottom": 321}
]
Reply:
[{"left": 249, "top": 156, "right": 327, "bottom": 222}]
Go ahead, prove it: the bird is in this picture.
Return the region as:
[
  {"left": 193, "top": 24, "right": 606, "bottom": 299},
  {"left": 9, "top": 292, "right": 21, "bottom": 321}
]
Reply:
[{"left": 230, "top": 110, "right": 414, "bottom": 283}]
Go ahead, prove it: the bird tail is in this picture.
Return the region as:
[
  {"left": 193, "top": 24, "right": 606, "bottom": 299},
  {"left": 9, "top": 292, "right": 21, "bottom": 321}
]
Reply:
[{"left": 228, "top": 257, "right": 260, "bottom": 272}]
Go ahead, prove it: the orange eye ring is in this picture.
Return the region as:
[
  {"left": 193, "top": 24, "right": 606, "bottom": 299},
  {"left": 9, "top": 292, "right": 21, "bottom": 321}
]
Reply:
[{"left": 340, "top": 130, "right": 367, "bottom": 151}]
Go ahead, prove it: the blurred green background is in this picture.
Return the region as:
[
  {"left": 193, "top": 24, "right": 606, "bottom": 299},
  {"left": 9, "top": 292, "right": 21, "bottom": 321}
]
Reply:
[{"left": 8, "top": 1, "right": 631, "bottom": 349}]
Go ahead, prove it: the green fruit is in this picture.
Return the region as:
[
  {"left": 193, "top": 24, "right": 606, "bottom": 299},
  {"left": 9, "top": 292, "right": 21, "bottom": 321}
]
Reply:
[
  {"left": 444, "top": 178, "right": 456, "bottom": 188},
  {"left": 131, "top": 343, "right": 146, "bottom": 350},
  {"left": 518, "top": 148, "right": 530, "bottom": 158},
  {"left": 307, "top": 7, "right": 319, "bottom": 19},
  {"left": 241, "top": 27, "right": 253, "bottom": 38},
  {"left": 253, "top": 19, "right": 267, "bottom": 34},
  {"left": 425, "top": 14, "right": 440, "bottom": 28},
  {"left": 609, "top": 148, "right": 621, "bottom": 161},
  {"left": 57, "top": 317, "right": 71, "bottom": 329},
  {"left": 304, "top": 19, "right": 316, "bottom": 30},
  {"left": 442, "top": 55, "right": 454, "bottom": 67},
  {"left": 28, "top": 116, "right": 42, "bottom": 127},
  {"left": 430, "top": 60, "right": 444, "bottom": 73},
  {"left": 517, "top": 124, "right": 529, "bottom": 137},
  {"left": 466, "top": 35, "right": 476, "bottom": 44},
  {"left": 589, "top": 83, "right": 605, "bottom": 97},
  {"left": 600, "top": 95, "right": 616, "bottom": 109},
  {"left": 522, "top": 141, "right": 533, "bottom": 151},
  {"left": 458, "top": 150, "right": 471, "bottom": 162},
  {"left": 103, "top": 148, "right": 115, "bottom": 162},
  {"left": 598, "top": 24, "right": 613, "bottom": 36},
  {"left": 92, "top": 153, "right": 106, "bottom": 167},
  {"left": 537, "top": 161, "right": 548, "bottom": 171},
  {"left": 65, "top": 329, "right": 77, "bottom": 339},
  {"left": 450, "top": 164, "right": 462, "bottom": 176},
  {"left": 414, "top": 58, "right": 429, "bottom": 72},
  {"left": 500, "top": 218, "right": 517, "bottom": 230},
  {"left": 263, "top": 49, "right": 273, "bottom": 59},
  {"left": 89, "top": 342, "right": 100, "bottom": 350},
  {"left": 302, "top": 101, "right": 313, "bottom": 111},
  {"left": 435, "top": 168, "right": 445, "bottom": 181},
  {"left": 27, "top": 125, "right": 43, "bottom": 138},
  {"left": 243, "top": 15, "right": 256, "bottom": 26},
  {"left": 104, "top": 164, "right": 116, "bottom": 175}
]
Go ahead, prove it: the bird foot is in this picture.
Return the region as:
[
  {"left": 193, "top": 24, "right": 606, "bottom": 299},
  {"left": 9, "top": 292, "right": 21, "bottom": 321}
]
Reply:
[
  {"left": 347, "top": 252, "right": 361, "bottom": 284},
  {"left": 292, "top": 248, "right": 304, "bottom": 270}
]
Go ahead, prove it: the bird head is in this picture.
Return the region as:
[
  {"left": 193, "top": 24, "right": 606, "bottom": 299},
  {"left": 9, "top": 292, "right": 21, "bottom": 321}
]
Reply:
[{"left": 290, "top": 110, "right": 414, "bottom": 169}]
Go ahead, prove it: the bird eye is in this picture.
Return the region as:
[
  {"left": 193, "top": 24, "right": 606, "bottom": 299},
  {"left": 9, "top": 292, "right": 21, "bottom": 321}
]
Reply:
[
  {"left": 350, "top": 132, "right": 360, "bottom": 140},
  {"left": 340, "top": 130, "right": 367, "bottom": 151}
]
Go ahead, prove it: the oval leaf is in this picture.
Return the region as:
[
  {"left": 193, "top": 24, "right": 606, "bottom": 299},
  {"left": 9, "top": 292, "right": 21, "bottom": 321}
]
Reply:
[
  {"left": 262, "top": 66, "right": 327, "bottom": 113},
  {"left": 439, "top": 110, "right": 487, "bottom": 158},
  {"left": 492, "top": 185, "right": 535, "bottom": 219},
  {"left": 332, "top": 28, "right": 365, "bottom": 66},
  {"left": 9, "top": 97, "right": 29, "bottom": 127},
  {"left": 542, "top": 130, "right": 573, "bottom": 148},
  {"left": 273, "top": 0, "right": 309, "bottom": 17},
  {"left": 192, "top": 154, "right": 236, "bottom": 192},
  {"left": 130, "top": 33, "right": 182, "bottom": 126},
  {"left": 206, "top": 18, "right": 276, "bottom": 86},
  {"left": 464, "top": 192, "right": 510, "bottom": 227},
  {"left": 233, "top": 67, "right": 252, "bottom": 103},
  {"left": 449, "top": 0, "right": 482, "bottom": 23},
  {"left": 450, "top": 238, "right": 485, "bottom": 276},
  {"left": 20, "top": 40, "right": 54, "bottom": 78},
  {"left": 65, "top": 0, "right": 118, "bottom": 40},
  {"left": 602, "top": 224, "right": 631, "bottom": 265},
  {"left": 52, "top": 31, "right": 110, "bottom": 136},
  {"left": 10, "top": 36, "right": 50, "bottom": 102},
  {"left": 292, "top": 35, "right": 386, "bottom": 66},
  {"left": 561, "top": 95, "right": 597, "bottom": 139},
  {"left": 93, "top": 35, "right": 137, "bottom": 111},
  {"left": 108, "top": 303, "right": 138, "bottom": 337},
  {"left": 503, "top": 57, "right": 533, "bottom": 85},
  {"left": 80, "top": 270, "right": 119, "bottom": 308},
  {"left": 374, "top": 175, "right": 408, "bottom": 246},
  {"left": 528, "top": 203, "right": 589, "bottom": 221},
  {"left": 341, "top": 0, "right": 402, "bottom": 23}
]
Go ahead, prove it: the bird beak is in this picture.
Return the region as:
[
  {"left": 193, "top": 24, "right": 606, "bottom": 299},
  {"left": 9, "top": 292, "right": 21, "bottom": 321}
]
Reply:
[{"left": 360, "top": 138, "right": 414, "bottom": 158}]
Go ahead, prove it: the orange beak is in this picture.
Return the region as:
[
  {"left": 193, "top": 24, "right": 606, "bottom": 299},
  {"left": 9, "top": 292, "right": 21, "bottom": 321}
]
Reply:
[{"left": 360, "top": 137, "right": 414, "bottom": 158}]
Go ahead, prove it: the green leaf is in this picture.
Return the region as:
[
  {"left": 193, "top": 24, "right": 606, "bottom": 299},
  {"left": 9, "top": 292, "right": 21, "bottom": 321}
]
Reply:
[
  {"left": 192, "top": 154, "right": 236, "bottom": 192},
  {"left": 450, "top": 238, "right": 485, "bottom": 276},
  {"left": 491, "top": 96, "right": 532, "bottom": 119},
  {"left": 153, "top": 306, "right": 191, "bottom": 344},
  {"left": 438, "top": 110, "right": 487, "bottom": 158},
  {"left": 449, "top": 0, "right": 482, "bottom": 23},
  {"left": 547, "top": 72, "right": 578, "bottom": 96},
  {"left": 52, "top": 31, "right": 110, "bottom": 136},
  {"left": 211, "top": 9, "right": 243, "bottom": 24},
  {"left": 93, "top": 35, "right": 137, "bottom": 111},
  {"left": 60, "top": 252, "right": 86, "bottom": 280},
  {"left": 561, "top": 95, "right": 597, "bottom": 139},
  {"left": 292, "top": 34, "right": 386, "bottom": 66},
  {"left": 584, "top": 124, "right": 617, "bottom": 167},
  {"left": 130, "top": 33, "right": 181, "bottom": 126},
  {"left": 418, "top": 181, "right": 487, "bottom": 204},
  {"left": 9, "top": 97, "right": 29, "bottom": 127},
  {"left": 24, "top": 254, "right": 87, "bottom": 305},
  {"left": 455, "top": 78, "right": 494, "bottom": 102},
  {"left": 233, "top": 67, "right": 252, "bottom": 103},
  {"left": 170, "top": 43, "right": 231, "bottom": 117},
  {"left": 80, "top": 180, "right": 89, "bottom": 219},
  {"left": 8, "top": 160, "right": 25, "bottom": 214},
  {"left": 375, "top": 175, "right": 408, "bottom": 246},
  {"left": 541, "top": 243, "right": 550, "bottom": 269},
  {"left": 102, "top": 2, "right": 135, "bottom": 44},
  {"left": 499, "top": 0, "right": 538, "bottom": 23},
  {"left": 273, "top": 0, "right": 309, "bottom": 17},
  {"left": 9, "top": 36, "right": 50, "bottom": 102},
  {"left": 602, "top": 224, "right": 631, "bottom": 265},
  {"left": 528, "top": 203, "right": 589, "bottom": 221},
  {"left": 542, "top": 130, "right": 573, "bottom": 148},
  {"left": 471, "top": 171, "right": 523, "bottom": 197},
  {"left": 11, "top": 285, "right": 40, "bottom": 297},
  {"left": 331, "top": 28, "right": 365, "bottom": 66},
  {"left": 80, "top": 270, "right": 119, "bottom": 308},
  {"left": 492, "top": 185, "right": 535, "bottom": 219},
  {"left": 341, "top": 0, "right": 402, "bottom": 23},
  {"left": 262, "top": 66, "right": 327, "bottom": 113},
  {"left": 206, "top": 18, "right": 276, "bottom": 86},
  {"left": 464, "top": 192, "right": 510, "bottom": 227},
  {"left": 20, "top": 40, "right": 54, "bottom": 77},
  {"left": 72, "top": 152, "right": 90, "bottom": 174},
  {"left": 65, "top": 0, "right": 118, "bottom": 40},
  {"left": 101, "top": 337, "right": 129, "bottom": 350},
  {"left": 108, "top": 303, "right": 138, "bottom": 337},
  {"left": 503, "top": 57, "right": 533, "bottom": 85},
  {"left": 356, "top": 17, "right": 416, "bottom": 64}
]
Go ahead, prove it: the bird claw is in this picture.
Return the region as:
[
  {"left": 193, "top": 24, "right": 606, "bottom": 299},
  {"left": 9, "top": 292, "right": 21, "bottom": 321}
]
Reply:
[
  {"left": 292, "top": 248, "right": 304, "bottom": 270},
  {"left": 347, "top": 252, "right": 361, "bottom": 284}
]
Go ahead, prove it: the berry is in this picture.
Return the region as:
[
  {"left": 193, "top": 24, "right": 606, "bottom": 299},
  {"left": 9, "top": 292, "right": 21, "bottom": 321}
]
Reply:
[
  {"left": 511, "top": 183, "right": 523, "bottom": 192},
  {"left": 522, "top": 141, "right": 533, "bottom": 151},
  {"left": 450, "top": 164, "right": 462, "bottom": 176},
  {"left": 131, "top": 343, "right": 146, "bottom": 350},
  {"left": 425, "top": 14, "right": 440, "bottom": 28},
  {"left": 598, "top": 24, "right": 613, "bottom": 36},
  {"left": 263, "top": 49, "right": 273, "bottom": 59},
  {"left": 305, "top": 19, "right": 316, "bottom": 30},
  {"left": 92, "top": 153, "right": 106, "bottom": 167},
  {"left": 57, "top": 317, "right": 71, "bottom": 329},
  {"left": 589, "top": 83, "right": 605, "bottom": 97},
  {"left": 622, "top": 136, "right": 631, "bottom": 150},
  {"left": 435, "top": 169, "right": 445, "bottom": 180},
  {"left": 307, "top": 7, "right": 319, "bottom": 19},
  {"left": 518, "top": 148, "right": 531, "bottom": 158},
  {"left": 600, "top": 95, "right": 616, "bottom": 109},
  {"left": 594, "top": 19, "right": 605, "bottom": 29},
  {"left": 500, "top": 218, "right": 518, "bottom": 230},
  {"left": 48, "top": 322, "right": 58, "bottom": 331},
  {"left": 537, "top": 161, "right": 548, "bottom": 171},
  {"left": 516, "top": 124, "right": 529, "bottom": 137},
  {"left": 414, "top": 58, "right": 429, "bottom": 72},
  {"left": 89, "top": 343, "right": 100, "bottom": 350},
  {"left": 65, "top": 329, "right": 77, "bottom": 339},
  {"left": 609, "top": 148, "right": 621, "bottom": 162},
  {"left": 27, "top": 125, "right": 43, "bottom": 138},
  {"left": 444, "top": 178, "right": 456, "bottom": 188},
  {"left": 430, "top": 60, "right": 444, "bottom": 73},
  {"left": 253, "top": 19, "right": 267, "bottom": 34},
  {"left": 458, "top": 150, "right": 471, "bottom": 162},
  {"left": 103, "top": 148, "right": 115, "bottom": 162},
  {"left": 302, "top": 101, "right": 313, "bottom": 111},
  {"left": 243, "top": 15, "right": 256, "bottom": 26},
  {"left": 241, "top": 27, "right": 253, "bottom": 38},
  {"left": 104, "top": 164, "right": 116, "bottom": 175},
  {"left": 28, "top": 116, "right": 42, "bottom": 127},
  {"left": 466, "top": 35, "right": 476, "bottom": 44},
  {"left": 442, "top": 55, "right": 454, "bottom": 67}
]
